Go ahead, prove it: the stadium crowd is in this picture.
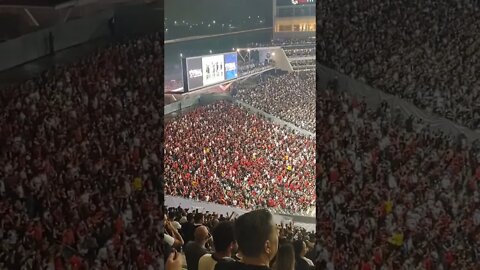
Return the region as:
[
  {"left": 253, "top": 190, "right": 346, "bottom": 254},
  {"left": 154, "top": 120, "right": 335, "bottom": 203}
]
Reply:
[
  {"left": 234, "top": 72, "right": 315, "bottom": 132},
  {"left": 248, "top": 38, "right": 315, "bottom": 49},
  {"left": 238, "top": 63, "right": 272, "bottom": 76},
  {"left": 0, "top": 33, "right": 163, "bottom": 269},
  {"left": 290, "top": 60, "right": 315, "bottom": 70},
  {"left": 164, "top": 101, "right": 315, "bottom": 215},
  {"left": 163, "top": 207, "right": 315, "bottom": 270},
  {"left": 318, "top": 0, "right": 480, "bottom": 129},
  {"left": 284, "top": 48, "right": 315, "bottom": 58},
  {"left": 316, "top": 86, "right": 480, "bottom": 269}
]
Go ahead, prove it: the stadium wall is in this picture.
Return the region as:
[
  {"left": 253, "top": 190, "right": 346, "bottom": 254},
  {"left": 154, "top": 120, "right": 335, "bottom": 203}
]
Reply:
[
  {"left": 317, "top": 64, "right": 480, "bottom": 143},
  {"left": 0, "top": 4, "right": 162, "bottom": 72},
  {"left": 165, "top": 195, "right": 315, "bottom": 231},
  {"left": 164, "top": 97, "right": 201, "bottom": 115},
  {"left": 272, "top": 47, "right": 294, "bottom": 72},
  {"left": 0, "top": 10, "right": 112, "bottom": 72}
]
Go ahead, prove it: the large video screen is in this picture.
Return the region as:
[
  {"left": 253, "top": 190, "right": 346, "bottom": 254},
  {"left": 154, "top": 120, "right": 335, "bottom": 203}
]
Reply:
[
  {"left": 184, "top": 52, "right": 238, "bottom": 91},
  {"left": 224, "top": 53, "right": 238, "bottom": 80},
  {"left": 185, "top": 57, "right": 203, "bottom": 90},
  {"left": 202, "top": 55, "right": 225, "bottom": 85}
]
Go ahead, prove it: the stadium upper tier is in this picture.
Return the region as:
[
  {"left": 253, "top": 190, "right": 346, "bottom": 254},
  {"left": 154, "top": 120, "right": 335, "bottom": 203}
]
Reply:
[
  {"left": 233, "top": 71, "right": 315, "bottom": 132},
  {"left": 319, "top": 0, "right": 480, "bottom": 130}
]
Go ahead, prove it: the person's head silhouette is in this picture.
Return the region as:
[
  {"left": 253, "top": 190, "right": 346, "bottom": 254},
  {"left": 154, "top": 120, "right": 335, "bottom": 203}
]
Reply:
[{"left": 234, "top": 209, "right": 279, "bottom": 267}]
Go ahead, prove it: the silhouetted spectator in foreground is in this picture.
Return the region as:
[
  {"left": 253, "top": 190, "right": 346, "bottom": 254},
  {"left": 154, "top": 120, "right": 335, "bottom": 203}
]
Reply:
[
  {"left": 272, "top": 242, "right": 295, "bottom": 270},
  {"left": 185, "top": 225, "right": 210, "bottom": 270},
  {"left": 199, "top": 221, "right": 237, "bottom": 270},
  {"left": 215, "top": 209, "right": 279, "bottom": 270},
  {"left": 293, "top": 240, "right": 313, "bottom": 270}
]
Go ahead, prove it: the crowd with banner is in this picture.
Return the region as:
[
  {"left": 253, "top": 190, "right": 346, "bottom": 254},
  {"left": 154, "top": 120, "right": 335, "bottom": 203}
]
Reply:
[
  {"left": 316, "top": 86, "right": 480, "bottom": 269},
  {"left": 318, "top": 0, "right": 480, "bottom": 130},
  {"left": 0, "top": 33, "right": 163, "bottom": 269},
  {"left": 233, "top": 72, "right": 315, "bottom": 133},
  {"left": 164, "top": 101, "right": 315, "bottom": 216}
]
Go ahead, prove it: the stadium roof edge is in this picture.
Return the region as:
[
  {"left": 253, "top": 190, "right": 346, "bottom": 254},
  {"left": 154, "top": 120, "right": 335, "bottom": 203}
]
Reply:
[
  {"left": 165, "top": 27, "right": 272, "bottom": 44},
  {"left": 0, "top": 0, "right": 95, "bottom": 9}
]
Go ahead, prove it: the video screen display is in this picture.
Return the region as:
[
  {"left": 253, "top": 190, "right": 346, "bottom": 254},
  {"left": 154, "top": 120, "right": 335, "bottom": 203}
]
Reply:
[
  {"left": 277, "top": 0, "right": 315, "bottom": 5},
  {"left": 202, "top": 55, "right": 225, "bottom": 86},
  {"left": 184, "top": 52, "right": 239, "bottom": 92},
  {"left": 224, "top": 53, "right": 238, "bottom": 80},
  {"left": 185, "top": 57, "right": 203, "bottom": 90}
]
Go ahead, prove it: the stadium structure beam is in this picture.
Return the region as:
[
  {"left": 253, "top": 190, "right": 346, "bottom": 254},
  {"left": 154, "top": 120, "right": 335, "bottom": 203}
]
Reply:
[
  {"left": 23, "top": 8, "right": 39, "bottom": 26},
  {"left": 63, "top": 6, "right": 73, "bottom": 22},
  {"left": 54, "top": 0, "right": 98, "bottom": 10},
  {"left": 54, "top": 0, "right": 137, "bottom": 10},
  {"left": 238, "top": 51, "right": 246, "bottom": 63},
  {"left": 0, "top": 5, "right": 51, "bottom": 9}
]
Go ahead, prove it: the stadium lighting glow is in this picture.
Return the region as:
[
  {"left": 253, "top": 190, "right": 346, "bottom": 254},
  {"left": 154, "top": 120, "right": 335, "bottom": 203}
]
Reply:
[
  {"left": 232, "top": 48, "right": 235, "bottom": 51},
  {"left": 209, "top": 50, "right": 212, "bottom": 54},
  {"left": 272, "top": 52, "right": 275, "bottom": 56},
  {"left": 236, "top": 49, "right": 240, "bottom": 52},
  {"left": 213, "top": 20, "right": 216, "bottom": 24},
  {"left": 180, "top": 53, "right": 183, "bottom": 57},
  {"left": 247, "top": 49, "right": 251, "bottom": 52}
]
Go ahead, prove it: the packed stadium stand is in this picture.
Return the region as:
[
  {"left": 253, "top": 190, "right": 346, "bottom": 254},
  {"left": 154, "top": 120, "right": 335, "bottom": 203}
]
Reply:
[
  {"left": 0, "top": 32, "right": 164, "bottom": 269},
  {"left": 0, "top": 1, "right": 164, "bottom": 269},
  {"left": 316, "top": 83, "right": 480, "bottom": 269},
  {"left": 164, "top": 100, "right": 315, "bottom": 216},
  {"left": 316, "top": 1, "right": 480, "bottom": 269},
  {"left": 234, "top": 72, "right": 315, "bottom": 132},
  {"left": 318, "top": 0, "right": 480, "bottom": 130}
]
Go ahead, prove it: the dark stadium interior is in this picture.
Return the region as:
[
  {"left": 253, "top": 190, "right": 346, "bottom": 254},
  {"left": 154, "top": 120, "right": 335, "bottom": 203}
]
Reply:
[
  {"left": 0, "top": 0, "right": 161, "bottom": 41},
  {"left": 0, "top": 0, "right": 71, "bottom": 6}
]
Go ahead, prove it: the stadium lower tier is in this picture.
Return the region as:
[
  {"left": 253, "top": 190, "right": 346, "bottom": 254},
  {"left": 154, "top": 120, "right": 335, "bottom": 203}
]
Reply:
[{"left": 164, "top": 101, "right": 315, "bottom": 215}]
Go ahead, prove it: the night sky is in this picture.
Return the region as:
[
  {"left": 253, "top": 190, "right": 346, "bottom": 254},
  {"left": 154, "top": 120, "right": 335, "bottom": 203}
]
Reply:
[{"left": 165, "top": 0, "right": 273, "bottom": 25}]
